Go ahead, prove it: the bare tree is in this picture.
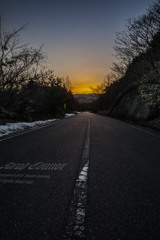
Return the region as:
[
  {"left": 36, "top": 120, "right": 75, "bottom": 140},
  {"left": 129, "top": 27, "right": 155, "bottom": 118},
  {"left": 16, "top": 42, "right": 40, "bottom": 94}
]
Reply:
[
  {"left": 0, "top": 17, "right": 45, "bottom": 106},
  {"left": 112, "top": 0, "right": 160, "bottom": 80},
  {"left": 64, "top": 75, "right": 72, "bottom": 92},
  {"left": 90, "top": 78, "right": 109, "bottom": 95}
]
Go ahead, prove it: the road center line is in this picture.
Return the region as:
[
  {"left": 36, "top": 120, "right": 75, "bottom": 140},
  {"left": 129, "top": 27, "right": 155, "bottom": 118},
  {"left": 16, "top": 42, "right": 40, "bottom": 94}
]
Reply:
[{"left": 63, "top": 118, "right": 90, "bottom": 239}]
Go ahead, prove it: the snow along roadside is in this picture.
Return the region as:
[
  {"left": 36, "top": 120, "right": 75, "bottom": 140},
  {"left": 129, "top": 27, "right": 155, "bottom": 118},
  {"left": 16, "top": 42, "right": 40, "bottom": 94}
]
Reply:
[{"left": 0, "top": 113, "right": 76, "bottom": 138}]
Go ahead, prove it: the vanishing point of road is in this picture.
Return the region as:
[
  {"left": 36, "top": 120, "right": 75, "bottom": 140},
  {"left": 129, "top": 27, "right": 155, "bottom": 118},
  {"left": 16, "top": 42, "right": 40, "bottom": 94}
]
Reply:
[{"left": 0, "top": 112, "right": 160, "bottom": 240}]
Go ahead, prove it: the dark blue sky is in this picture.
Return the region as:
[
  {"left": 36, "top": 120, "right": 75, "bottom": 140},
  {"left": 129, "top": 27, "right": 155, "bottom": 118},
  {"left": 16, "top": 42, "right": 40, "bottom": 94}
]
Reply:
[{"left": 0, "top": 0, "right": 155, "bottom": 93}]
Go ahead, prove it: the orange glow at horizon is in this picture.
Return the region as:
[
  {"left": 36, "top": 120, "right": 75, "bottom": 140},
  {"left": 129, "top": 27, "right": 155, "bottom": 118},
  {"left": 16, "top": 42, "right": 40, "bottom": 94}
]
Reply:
[
  {"left": 71, "top": 77, "right": 99, "bottom": 94},
  {"left": 72, "top": 83, "right": 97, "bottom": 94},
  {"left": 73, "top": 87, "right": 93, "bottom": 94}
]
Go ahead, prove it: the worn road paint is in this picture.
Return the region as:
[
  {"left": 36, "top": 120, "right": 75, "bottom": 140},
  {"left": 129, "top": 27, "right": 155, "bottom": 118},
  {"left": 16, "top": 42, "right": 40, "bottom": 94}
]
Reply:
[{"left": 63, "top": 118, "right": 90, "bottom": 239}]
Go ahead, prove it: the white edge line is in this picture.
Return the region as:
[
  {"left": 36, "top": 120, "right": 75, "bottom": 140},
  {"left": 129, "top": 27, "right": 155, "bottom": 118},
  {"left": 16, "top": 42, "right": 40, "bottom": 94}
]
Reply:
[{"left": 130, "top": 125, "right": 160, "bottom": 138}]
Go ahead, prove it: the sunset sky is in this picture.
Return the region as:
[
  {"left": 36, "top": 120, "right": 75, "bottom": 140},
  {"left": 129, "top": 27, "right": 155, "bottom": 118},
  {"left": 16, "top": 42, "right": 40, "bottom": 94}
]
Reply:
[{"left": 0, "top": 0, "right": 155, "bottom": 94}]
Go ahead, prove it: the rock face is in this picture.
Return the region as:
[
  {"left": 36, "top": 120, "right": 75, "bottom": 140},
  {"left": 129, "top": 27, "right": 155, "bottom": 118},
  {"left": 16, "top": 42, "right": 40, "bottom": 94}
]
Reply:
[{"left": 111, "top": 83, "right": 160, "bottom": 121}]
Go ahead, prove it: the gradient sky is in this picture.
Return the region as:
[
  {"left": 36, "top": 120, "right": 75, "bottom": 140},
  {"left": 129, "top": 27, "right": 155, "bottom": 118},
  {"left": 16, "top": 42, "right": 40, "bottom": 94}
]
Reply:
[{"left": 0, "top": 0, "right": 155, "bottom": 93}]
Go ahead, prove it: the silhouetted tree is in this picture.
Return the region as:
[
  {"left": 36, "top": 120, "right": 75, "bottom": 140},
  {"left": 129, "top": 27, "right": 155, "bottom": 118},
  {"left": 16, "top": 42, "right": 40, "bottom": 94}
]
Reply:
[
  {"left": 94, "top": 0, "right": 160, "bottom": 113},
  {"left": 112, "top": 0, "right": 160, "bottom": 79},
  {"left": 0, "top": 17, "right": 45, "bottom": 109},
  {"left": 0, "top": 18, "right": 76, "bottom": 122}
]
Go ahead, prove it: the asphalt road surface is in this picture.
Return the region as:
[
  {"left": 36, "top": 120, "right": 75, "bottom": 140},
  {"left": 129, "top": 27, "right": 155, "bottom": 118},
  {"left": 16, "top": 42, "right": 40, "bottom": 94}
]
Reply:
[{"left": 0, "top": 112, "right": 160, "bottom": 240}]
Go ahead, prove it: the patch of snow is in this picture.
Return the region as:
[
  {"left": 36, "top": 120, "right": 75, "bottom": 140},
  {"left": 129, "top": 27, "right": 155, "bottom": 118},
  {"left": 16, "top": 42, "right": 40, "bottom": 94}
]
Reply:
[
  {"left": 65, "top": 113, "right": 75, "bottom": 118},
  {"left": 0, "top": 119, "right": 56, "bottom": 137}
]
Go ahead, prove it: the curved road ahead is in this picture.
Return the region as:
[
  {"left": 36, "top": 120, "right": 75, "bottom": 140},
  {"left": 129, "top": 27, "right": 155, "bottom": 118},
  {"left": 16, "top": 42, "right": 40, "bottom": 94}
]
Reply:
[{"left": 0, "top": 112, "right": 160, "bottom": 239}]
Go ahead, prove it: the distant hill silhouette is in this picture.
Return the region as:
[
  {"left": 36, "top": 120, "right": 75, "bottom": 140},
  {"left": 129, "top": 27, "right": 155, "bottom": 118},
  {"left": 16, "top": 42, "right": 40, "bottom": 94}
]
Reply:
[{"left": 74, "top": 94, "right": 98, "bottom": 104}]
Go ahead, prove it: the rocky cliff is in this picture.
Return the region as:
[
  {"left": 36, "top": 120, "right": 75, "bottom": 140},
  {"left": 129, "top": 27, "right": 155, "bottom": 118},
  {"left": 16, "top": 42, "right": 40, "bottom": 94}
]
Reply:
[{"left": 110, "top": 83, "right": 160, "bottom": 129}]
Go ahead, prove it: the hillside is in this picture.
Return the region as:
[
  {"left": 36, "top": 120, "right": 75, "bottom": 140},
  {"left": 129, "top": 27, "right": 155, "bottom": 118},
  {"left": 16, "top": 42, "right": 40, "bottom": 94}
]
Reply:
[{"left": 74, "top": 94, "right": 98, "bottom": 104}]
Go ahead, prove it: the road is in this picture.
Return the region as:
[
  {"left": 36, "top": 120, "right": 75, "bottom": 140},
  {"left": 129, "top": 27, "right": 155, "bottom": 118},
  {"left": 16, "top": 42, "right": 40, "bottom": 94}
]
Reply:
[{"left": 0, "top": 112, "right": 160, "bottom": 240}]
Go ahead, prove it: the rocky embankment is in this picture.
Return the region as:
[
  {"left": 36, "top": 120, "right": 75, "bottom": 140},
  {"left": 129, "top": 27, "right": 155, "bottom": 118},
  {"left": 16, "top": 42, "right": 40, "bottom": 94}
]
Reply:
[{"left": 110, "top": 83, "right": 160, "bottom": 130}]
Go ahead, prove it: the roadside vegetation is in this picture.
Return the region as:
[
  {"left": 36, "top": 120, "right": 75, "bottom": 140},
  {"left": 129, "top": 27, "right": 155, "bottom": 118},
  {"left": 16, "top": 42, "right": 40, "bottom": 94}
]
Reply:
[
  {"left": 0, "top": 19, "right": 76, "bottom": 124},
  {"left": 92, "top": 0, "right": 160, "bottom": 127}
]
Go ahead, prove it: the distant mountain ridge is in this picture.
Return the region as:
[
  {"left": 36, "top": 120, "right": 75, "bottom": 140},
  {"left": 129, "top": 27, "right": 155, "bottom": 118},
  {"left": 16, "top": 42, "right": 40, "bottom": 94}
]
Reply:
[{"left": 74, "top": 94, "right": 98, "bottom": 104}]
